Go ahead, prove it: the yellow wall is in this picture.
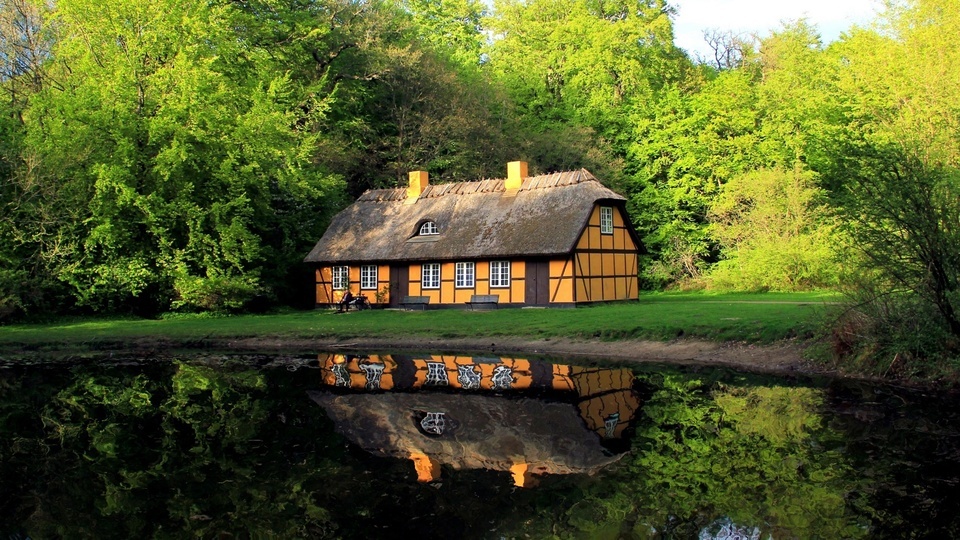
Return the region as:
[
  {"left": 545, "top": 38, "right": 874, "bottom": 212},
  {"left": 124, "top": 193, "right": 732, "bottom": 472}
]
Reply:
[
  {"left": 549, "top": 258, "right": 575, "bottom": 303},
  {"left": 314, "top": 265, "right": 392, "bottom": 305},
  {"left": 406, "top": 259, "right": 527, "bottom": 304},
  {"left": 571, "top": 205, "right": 639, "bottom": 302}
]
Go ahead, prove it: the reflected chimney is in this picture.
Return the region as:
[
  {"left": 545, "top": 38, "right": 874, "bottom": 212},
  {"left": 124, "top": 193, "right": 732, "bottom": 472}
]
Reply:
[
  {"left": 410, "top": 452, "right": 441, "bottom": 482},
  {"left": 509, "top": 462, "right": 540, "bottom": 488},
  {"left": 406, "top": 170, "right": 429, "bottom": 203}
]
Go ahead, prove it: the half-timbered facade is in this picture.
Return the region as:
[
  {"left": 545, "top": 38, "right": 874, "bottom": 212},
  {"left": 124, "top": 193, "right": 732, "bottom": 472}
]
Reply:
[{"left": 303, "top": 161, "right": 642, "bottom": 308}]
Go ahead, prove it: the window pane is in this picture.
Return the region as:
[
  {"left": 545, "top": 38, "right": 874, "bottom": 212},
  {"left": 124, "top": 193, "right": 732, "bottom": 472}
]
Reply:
[
  {"left": 490, "top": 261, "right": 510, "bottom": 288},
  {"left": 419, "top": 221, "right": 438, "bottom": 235},
  {"left": 333, "top": 266, "right": 349, "bottom": 290},
  {"left": 455, "top": 262, "right": 475, "bottom": 288},
  {"left": 422, "top": 263, "right": 440, "bottom": 289},
  {"left": 600, "top": 207, "right": 613, "bottom": 234},
  {"left": 361, "top": 265, "right": 377, "bottom": 289}
]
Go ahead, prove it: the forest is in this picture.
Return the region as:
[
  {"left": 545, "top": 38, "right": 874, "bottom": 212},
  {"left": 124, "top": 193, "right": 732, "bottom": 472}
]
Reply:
[{"left": 1, "top": 0, "right": 959, "bottom": 364}]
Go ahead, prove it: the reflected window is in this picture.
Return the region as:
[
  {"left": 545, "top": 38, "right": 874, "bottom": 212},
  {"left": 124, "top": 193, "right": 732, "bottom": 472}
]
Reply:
[
  {"left": 332, "top": 363, "right": 350, "bottom": 387},
  {"left": 420, "top": 412, "right": 446, "bottom": 435},
  {"left": 359, "top": 362, "right": 385, "bottom": 390},
  {"left": 603, "top": 412, "right": 620, "bottom": 438},
  {"left": 457, "top": 365, "right": 481, "bottom": 390},
  {"left": 491, "top": 365, "right": 514, "bottom": 390},
  {"left": 426, "top": 362, "right": 449, "bottom": 385}
]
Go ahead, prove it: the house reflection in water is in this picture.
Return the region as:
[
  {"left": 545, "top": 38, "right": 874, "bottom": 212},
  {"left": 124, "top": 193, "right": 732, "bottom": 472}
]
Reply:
[{"left": 309, "top": 353, "right": 642, "bottom": 487}]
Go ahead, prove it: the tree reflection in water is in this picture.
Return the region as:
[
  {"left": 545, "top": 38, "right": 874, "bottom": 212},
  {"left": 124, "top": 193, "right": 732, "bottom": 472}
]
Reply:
[{"left": 0, "top": 354, "right": 958, "bottom": 538}]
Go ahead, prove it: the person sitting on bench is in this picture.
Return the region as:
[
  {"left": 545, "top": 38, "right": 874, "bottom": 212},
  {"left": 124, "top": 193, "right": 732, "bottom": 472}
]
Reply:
[{"left": 337, "top": 290, "right": 354, "bottom": 312}]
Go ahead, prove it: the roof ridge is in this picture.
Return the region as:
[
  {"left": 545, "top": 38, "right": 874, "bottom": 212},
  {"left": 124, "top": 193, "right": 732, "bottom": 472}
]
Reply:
[{"left": 356, "top": 169, "right": 602, "bottom": 202}]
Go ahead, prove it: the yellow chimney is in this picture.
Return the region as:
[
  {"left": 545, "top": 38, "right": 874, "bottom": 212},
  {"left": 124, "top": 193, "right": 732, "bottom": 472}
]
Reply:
[
  {"left": 406, "top": 170, "right": 429, "bottom": 203},
  {"left": 506, "top": 161, "right": 527, "bottom": 191}
]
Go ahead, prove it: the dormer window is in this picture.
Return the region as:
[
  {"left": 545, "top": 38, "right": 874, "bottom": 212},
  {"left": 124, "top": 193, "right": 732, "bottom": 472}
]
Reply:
[
  {"left": 600, "top": 206, "right": 613, "bottom": 234},
  {"left": 419, "top": 221, "right": 439, "bottom": 235}
]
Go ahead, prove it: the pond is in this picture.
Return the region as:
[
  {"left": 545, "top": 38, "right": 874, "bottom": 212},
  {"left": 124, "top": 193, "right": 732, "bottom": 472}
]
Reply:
[{"left": 1, "top": 350, "right": 959, "bottom": 539}]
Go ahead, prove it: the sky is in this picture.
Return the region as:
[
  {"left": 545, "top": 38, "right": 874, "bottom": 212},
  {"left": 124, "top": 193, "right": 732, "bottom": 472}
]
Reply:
[{"left": 670, "top": 0, "right": 883, "bottom": 60}]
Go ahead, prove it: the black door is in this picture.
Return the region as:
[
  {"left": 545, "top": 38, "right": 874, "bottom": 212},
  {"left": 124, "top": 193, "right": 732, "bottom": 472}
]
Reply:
[
  {"left": 389, "top": 266, "right": 409, "bottom": 308},
  {"left": 525, "top": 260, "right": 550, "bottom": 305}
]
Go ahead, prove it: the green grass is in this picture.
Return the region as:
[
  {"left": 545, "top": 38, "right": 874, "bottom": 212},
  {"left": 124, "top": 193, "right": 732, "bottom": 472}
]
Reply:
[{"left": 0, "top": 291, "right": 839, "bottom": 350}]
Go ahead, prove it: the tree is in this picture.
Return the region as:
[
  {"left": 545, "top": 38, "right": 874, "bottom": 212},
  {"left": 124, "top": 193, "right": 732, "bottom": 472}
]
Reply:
[
  {"left": 700, "top": 28, "right": 755, "bottom": 71},
  {"left": 626, "top": 69, "right": 763, "bottom": 286},
  {"left": 402, "top": 0, "right": 487, "bottom": 71},
  {"left": 483, "top": 0, "right": 690, "bottom": 179},
  {"left": 827, "top": 0, "right": 960, "bottom": 362},
  {"left": 706, "top": 167, "right": 840, "bottom": 291},
  {"left": 15, "top": 0, "right": 345, "bottom": 314}
]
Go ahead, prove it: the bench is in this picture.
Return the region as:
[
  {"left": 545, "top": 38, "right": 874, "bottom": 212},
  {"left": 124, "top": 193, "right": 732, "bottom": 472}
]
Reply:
[
  {"left": 400, "top": 295, "right": 430, "bottom": 310},
  {"left": 336, "top": 294, "right": 370, "bottom": 312},
  {"left": 466, "top": 294, "right": 500, "bottom": 310}
]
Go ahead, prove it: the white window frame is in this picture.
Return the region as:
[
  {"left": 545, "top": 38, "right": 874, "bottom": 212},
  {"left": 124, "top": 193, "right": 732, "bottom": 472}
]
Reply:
[
  {"left": 600, "top": 206, "right": 614, "bottom": 234},
  {"left": 425, "top": 362, "right": 449, "bottom": 386},
  {"left": 455, "top": 262, "right": 475, "bottom": 288},
  {"left": 332, "top": 266, "right": 349, "bottom": 290},
  {"left": 360, "top": 265, "right": 378, "bottom": 290},
  {"left": 419, "top": 221, "right": 439, "bottom": 235},
  {"left": 490, "top": 261, "right": 511, "bottom": 288},
  {"left": 422, "top": 263, "right": 440, "bottom": 289}
]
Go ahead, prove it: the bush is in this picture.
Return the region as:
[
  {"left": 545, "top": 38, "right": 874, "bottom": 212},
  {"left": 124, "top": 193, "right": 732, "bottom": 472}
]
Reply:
[
  {"left": 172, "top": 272, "right": 260, "bottom": 313},
  {"left": 705, "top": 167, "right": 841, "bottom": 291},
  {"left": 826, "top": 280, "right": 957, "bottom": 378}
]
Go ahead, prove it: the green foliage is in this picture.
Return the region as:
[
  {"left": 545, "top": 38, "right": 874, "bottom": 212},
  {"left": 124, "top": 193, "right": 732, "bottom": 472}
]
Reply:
[
  {"left": 627, "top": 71, "right": 764, "bottom": 285},
  {"left": 626, "top": 377, "right": 865, "bottom": 538},
  {"left": 403, "top": 0, "right": 487, "bottom": 70},
  {"left": 624, "top": 20, "right": 848, "bottom": 289},
  {"left": 821, "top": 0, "right": 960, "bottom": 371},
  {"left": 7, "top": 0, "right": 347, "bottom": 316},
  {"left": 706, "top": 167, "right": 841, "bottom": 291},
  {"left": 171, "top": 270, "right": 260, "bottom": 313}
]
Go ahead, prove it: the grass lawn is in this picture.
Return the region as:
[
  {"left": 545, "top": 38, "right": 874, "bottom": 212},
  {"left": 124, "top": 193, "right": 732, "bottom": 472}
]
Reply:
[{"left": 0, "top": 291, "right": 841, "bottom": 350}]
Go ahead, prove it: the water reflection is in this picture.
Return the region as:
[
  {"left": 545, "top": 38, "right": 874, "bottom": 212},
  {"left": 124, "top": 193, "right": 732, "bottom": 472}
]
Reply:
[
  {"left": 1, "top": 353, "right": 960, "bottom": 538},
  {"left": 312, "top": 353, "right": 643, "bottom": 486}
]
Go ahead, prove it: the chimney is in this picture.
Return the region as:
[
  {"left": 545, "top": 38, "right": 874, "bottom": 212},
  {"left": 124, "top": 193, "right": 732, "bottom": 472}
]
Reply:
[
  {"left": 506, "top": 161, "right": 527, "bottom": 191},
  {"left": 406, "top": 170, "right": 429, "bottom": 203}
]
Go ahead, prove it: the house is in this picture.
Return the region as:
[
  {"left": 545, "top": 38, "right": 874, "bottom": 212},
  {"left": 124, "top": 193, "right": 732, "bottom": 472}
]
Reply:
[{"left": 303, "top": 161, "right": 642, "bottom": 308}]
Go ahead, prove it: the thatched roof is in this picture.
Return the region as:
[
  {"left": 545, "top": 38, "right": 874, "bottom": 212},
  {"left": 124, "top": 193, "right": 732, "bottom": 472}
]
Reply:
[{"left": 303, "top": 169, "right": 630, "bottom": 264}]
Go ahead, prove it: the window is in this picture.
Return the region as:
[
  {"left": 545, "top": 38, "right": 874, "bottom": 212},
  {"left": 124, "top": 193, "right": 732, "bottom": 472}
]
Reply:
[
  {"left": 600, "top": 206, "right": 614, "bottom": 234},
  {"left": 425, "top": 362, "right": 449, "bottom": 386},
  {"left": 360, "top": 265, "right": 378, "bottom": 290},
  {"left": 422, "top": 263, "right": 440, "bottom": 289},
  {"left": 332, "top": 266, "right": 349, "bottom": 290},
  {"left": 490, "top": 261, "right": 510, "bottom": 288},
  {"left": 419, "top": 221, "right": 439, "bottom": 235},
  {"left": 455, "top": 262, "right": 475, "bottom": 288}
]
